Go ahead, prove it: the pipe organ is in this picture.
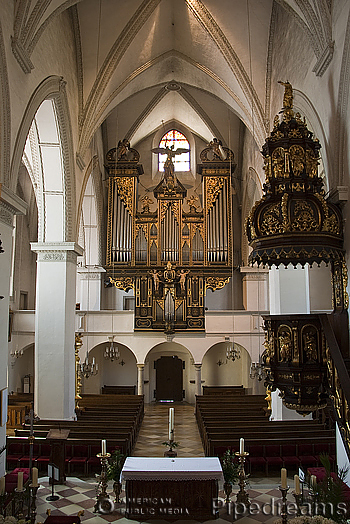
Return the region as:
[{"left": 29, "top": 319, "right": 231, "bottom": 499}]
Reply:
[{"left": 105, "top": 139, "right": 236, "bottom": 333}]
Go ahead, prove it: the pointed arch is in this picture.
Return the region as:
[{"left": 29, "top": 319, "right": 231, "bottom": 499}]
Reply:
[
  {"left": 0, "top": 21, "right": 11, "bottom": 187},
  {"left": 10, "top": 76, "right": 76, "bottom": 242}
]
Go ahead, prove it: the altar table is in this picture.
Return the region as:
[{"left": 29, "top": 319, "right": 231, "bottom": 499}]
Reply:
[{"left": 121, "top": 457, "right": 223, "bottom": 520}]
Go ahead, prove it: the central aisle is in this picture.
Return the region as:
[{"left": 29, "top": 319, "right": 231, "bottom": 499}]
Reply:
[{"left": 132, "top": 402, "right": 205, "bottom": 457}]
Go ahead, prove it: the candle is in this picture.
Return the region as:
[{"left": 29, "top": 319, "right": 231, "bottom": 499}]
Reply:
[
  {"left": 240, "top": 438, "right": 244, "bottom": 455},
  {"left": 17, "top": 471, "right": 23, "bottom": 491},
  {"left": 32, "top": 467, "right": 38, "bottom": 487},
  {"left": 0, "top": 476, "right": 5, "bottom": 495},
  {"left": 311, "top": 475, "right": 317, "bottom": 489},
  {"left": 281, "top": 468, "right": 287, "bottom": 489},
  {"left": 101, "top": 439, "right": 106, "bottom": 455},
  {"left": 294, "top": 474, "right": 300, "bottom": 495},
  {"left": 168, "top": 408, "right": 174, "bottom": 441}
]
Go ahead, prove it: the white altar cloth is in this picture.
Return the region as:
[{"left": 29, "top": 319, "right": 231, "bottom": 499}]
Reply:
[{"left": 121, "top": 457, "right": 223, "bottom": 481}]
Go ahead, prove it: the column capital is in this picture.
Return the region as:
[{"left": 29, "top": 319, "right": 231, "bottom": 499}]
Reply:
[
  {"left": 137, "top": 363, "right": 145, "bottom": 369},
  {"left": 0, "top": 185, "right": 27, "bottom": 226},
  {"left": 194, "top": 363, "right": 202, "bottom": 370},
  {"left": 77, "top": 266, "right": 106, "bottom": 280},
  {"left": 31, "top": 242, "right": 84, "bottom": 262},
  {"left": 240, "top": 266, "right": 269, "bottom": 281}
]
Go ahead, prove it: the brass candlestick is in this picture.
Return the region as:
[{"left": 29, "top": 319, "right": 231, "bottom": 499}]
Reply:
[
  {"left": 235, "top": 451, "right": 250, "bottom": 507},
  {"left": 28, "top": 484, "right": 40, "bottom": 524},
  {"left": 279, "top": 485, "right": 289, "bottom": 524},
  {"left": 94, "top": 452, "right": 111, "bottom": 513},
  {"left": 14, "top": 487, "right": 26, "bottom": 520},
  {"left": 292, "top": 491, "right": 302, "bottom": 516}
]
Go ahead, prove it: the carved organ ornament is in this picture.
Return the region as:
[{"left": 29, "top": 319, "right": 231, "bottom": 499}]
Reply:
[{"left": 104, "top": 138, "right": 236, "bottom": 333}]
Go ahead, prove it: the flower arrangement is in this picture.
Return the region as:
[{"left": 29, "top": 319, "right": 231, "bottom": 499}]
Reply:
[
  {"left": 106, "top": 449, "right": 126, "bottom": 482},
  {"left": 274, "top": 517, "right": 336, "bottom": 524},
  {"left": 220, "top": 449, "right": 239, "bottom": 485},
  {"left": 0, "top": 517, "right": 29, "bottom": 524}
]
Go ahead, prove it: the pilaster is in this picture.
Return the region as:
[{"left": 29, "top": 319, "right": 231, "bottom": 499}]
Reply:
[
  {"left": 77, "top": 266, "right": 105, "bottom": 311},
  {"left": 0, "top": 187, "right": 27, "bottom": 475},
  {"left": 240, "top": 267, "right": 269, "bottom": 311}
]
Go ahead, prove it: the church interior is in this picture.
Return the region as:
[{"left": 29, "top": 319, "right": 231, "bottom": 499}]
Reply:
[{"left": 1, "top": 0, "right": 350, "bottom": 522}]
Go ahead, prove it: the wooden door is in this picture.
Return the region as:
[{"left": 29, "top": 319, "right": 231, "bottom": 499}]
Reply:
[{"left": 155, "top": 356, "right": 183, "bottom": 401}]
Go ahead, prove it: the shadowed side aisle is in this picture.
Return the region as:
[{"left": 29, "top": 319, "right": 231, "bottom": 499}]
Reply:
[{"left": 132, "top": 402, "right": 205, "bottom": 457}]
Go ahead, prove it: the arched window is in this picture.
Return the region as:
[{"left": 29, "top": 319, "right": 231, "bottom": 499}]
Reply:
[{"left": 159, "top": 130, "right": 190, "bottom": 172}]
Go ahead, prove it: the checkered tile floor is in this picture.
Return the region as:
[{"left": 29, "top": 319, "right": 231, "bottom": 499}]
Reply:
[
  {"left": 29, "top": 403, "right": 298, "bottom": 522},
  {"left": 34, "top": 476, "right": 297, "bottom": 523}
]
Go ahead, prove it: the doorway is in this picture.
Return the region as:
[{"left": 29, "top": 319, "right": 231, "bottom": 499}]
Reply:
[{"left": 155, "top": 356, "right": 183, "bottom": 401}]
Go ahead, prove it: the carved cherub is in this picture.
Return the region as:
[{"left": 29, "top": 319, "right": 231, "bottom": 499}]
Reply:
[
  {"left": 178, "top": 269, "right": 189, "bottom": 292},
  {"left": 149, "top": 269, "right": 161, "bottom": 292},
  {"left": 117, "top": 138, "right": 130, "bottom": 160},
  {"left": 187, "top": 194, "right": 199, "bottom": 212},
  {"left": 140, "top": 195, "right": 154, "bottom": 213}
]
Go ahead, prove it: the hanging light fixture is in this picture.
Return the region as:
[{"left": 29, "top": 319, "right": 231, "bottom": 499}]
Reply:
[
  {"left": 249, "top": 359, "right": 265, "bottom": 381},
  {"left": 10, "top": 347, "right": 24, "bottom": 359},
  {"left": 225, "top": 337, "right": 241, "bottom": 362},
  {"left": 104, "top": 336, "right": 120, "bottom": 362},
  {"left": 80, "top": 352, "right": 98, "bottom": 378}
]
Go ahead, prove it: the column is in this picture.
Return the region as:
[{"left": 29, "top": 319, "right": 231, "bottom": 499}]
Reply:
[
  {"left": 240, "top": 267, "right": 269, "bottom": 311},
  {"left": 0, "top": 187, "right": 27, "bottom": 476},
  {"left": 137, "top": 364, "right": 144, "bottom": 396},
  {"left": 31, "top": 242, "right": 83, "bottom": 420},
  {"left": 269, "top": 264, "right": 312, "bottom": 420},
  {"left": 77, "top": 266, "right": 105, "bottom": 310},
  {"left": 194, "top": 364, "right": 202, "bottom": 397},
  {"left": 269, "top": 264, "right": 310, "bottom": 314}
]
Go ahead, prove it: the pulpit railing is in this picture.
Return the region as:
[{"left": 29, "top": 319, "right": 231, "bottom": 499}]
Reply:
[{"left": 320, "top": 314, "right": 350, "bottom": 461}]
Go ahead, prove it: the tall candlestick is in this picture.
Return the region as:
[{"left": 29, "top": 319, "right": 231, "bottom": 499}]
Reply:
[
  {"left": 32, "top": 467, "right": 38, "bottom": 487},
  {"left": 311, "top": 475, "right": 317, "bottom": 490},
  {"left": 0, "top": 476, "right": 5, "bottom": 495},
  {"left": 168, "top": 408, "right": 174, "bottom": 441},
  {"left": 101, "top": 439, "right": 106, "bottom": 455},
  {"left": 17, "top": 471, "right": 23, "bottom": 491},
  {"left": 281, "top": 468, "right": 287, "bottom": 489},
  {"left": 294, "top": 474, "right": 300, "bottom": 495},
  {"left": 240, "top": 438, "right": 244, "bottom": 454}
]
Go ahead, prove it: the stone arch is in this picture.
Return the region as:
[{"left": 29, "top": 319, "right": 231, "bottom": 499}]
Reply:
[
  {"left": 144, "top": 341, "right": 195, "bottom": 403},
  {"left": 202, "top": 341, "right": 251, "bottom": 389},
  {"left": 76, "top": 156, "right": 104, "bottom": 267},
  {"left": 82, "top": 341, "right": 137, "bottom": 395},
  {"left": 9, "top": 343, "right": 34, "bottom": 395},
  {"left": 10, "top": 76, "right": 76, "bottom": 242}
]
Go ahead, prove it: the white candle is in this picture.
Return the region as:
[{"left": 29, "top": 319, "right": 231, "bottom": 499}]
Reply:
[
  {"left": 311, "top": 475, "right": 317, "bottom": 489},
  {"left": 294, "top": 474, "right": 300, "bottom": 495},
  {"left": 168, "top": 408, "right": 174, "bottom": 441},
  {"left": 101, "top": 439, "right": 106, "bottom": 455},
  {"left": 32, "top": 467, "right": 38, "bottom": 487},
  {"left": 240, "top": 438, "right": 244, "bottom": 455},
  {"left": 17, "top": 471, "right": 23, "bottom": 491},
  {"left": 281, "top": 468, "right": 287, "bottom": 489},
  {"left": 0, "top": 476, "right": 5, "bottom": 495}
]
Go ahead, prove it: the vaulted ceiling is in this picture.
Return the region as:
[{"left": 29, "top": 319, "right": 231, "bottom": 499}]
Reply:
[{"left": 12, "top": 0, "right": 334, "bottom": 158}]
